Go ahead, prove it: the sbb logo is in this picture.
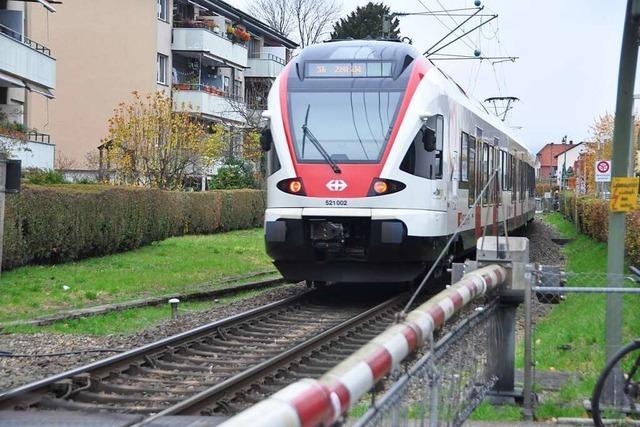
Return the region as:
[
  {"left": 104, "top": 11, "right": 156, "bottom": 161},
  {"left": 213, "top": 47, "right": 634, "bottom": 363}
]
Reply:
[{"left": 326, "top": 179, "right": 348, "bottom": 192}]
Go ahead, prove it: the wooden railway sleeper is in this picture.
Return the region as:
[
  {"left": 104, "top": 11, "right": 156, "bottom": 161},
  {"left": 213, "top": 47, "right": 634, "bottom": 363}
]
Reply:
[
  {"left": 37, "top": 395, "right": 162, "bottom": 414},
  {"left": 71, "top": 390, "right": 184, "bottom": 405}
]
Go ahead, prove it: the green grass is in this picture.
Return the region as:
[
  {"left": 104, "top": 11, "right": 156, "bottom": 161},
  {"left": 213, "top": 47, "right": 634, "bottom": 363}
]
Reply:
[
  {"left": 469, "top": 401, "right": 522, "bottom": 421},
  {"left": 4, "top": 287, "right": 280, "bottom": 335},
  {"left": 0, "top": 229, "right": 272, "bottom": 323},
  {"left": 525, "top": 213, "right": 638, "bottom": 419},
  {"left": 475, "top": 213, "right": 640, "bottom": 421}
]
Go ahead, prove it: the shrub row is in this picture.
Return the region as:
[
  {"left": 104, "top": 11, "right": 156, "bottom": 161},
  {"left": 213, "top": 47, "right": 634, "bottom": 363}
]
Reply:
[
  {"left": 3, "top": 185, "right": 265, "bottom": 270},
  {"left": 558, "top": 192, "right": 640, "bottom": 266}
]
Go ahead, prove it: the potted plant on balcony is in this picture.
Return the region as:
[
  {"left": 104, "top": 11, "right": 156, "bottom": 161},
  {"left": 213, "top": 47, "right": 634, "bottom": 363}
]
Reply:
[
  {"left": 232, "top": 27, "right": 250, "bottom": 44},
  {"left": 0, "top": 114, "right": 28, "bottom": 141}
]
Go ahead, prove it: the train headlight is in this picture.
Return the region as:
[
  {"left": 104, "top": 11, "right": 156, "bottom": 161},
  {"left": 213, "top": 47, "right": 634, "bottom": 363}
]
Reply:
[
  {"left": 368, "top": 178, "right": 406, "bottom": 196},
  {"left": 277, "top": 178, "right": 306, "bottom": 195},
  {"left": 373, "top": 180, "right": 388, "bottom": 194}
]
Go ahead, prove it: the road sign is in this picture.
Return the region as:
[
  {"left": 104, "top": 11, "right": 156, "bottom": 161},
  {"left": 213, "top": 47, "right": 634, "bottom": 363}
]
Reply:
[
  {"left": 610, "top": 177, "right": 639, "bottom": 212},
  {"left": 595, "top": 160, "right": 611, "bottom": 182}
]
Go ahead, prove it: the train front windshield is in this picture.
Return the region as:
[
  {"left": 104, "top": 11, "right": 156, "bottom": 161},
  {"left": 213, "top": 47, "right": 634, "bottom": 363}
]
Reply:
[{"left": 288, "top": 90, "right": 403, "bottom": 163}]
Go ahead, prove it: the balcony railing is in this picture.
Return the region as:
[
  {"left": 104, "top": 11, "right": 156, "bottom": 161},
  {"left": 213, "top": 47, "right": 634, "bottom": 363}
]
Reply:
[
  {"left": 248, "top": 52, "right": 285, "bottom": 65},
  {"left": 0, "top": 23, "right": 51, "bottom": 56},
  {"left": 172, "top": 83, "right": 243, "bottom": 102},
  {"left": 27, "top": 131, "right": 51, "bottom": 144},
  {"left": 173, "top": 20, "right": 248, "bottom": 47}
]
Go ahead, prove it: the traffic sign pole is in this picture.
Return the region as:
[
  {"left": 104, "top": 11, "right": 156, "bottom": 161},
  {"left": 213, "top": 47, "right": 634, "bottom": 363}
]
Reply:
[{"left": 603, "top": 0, "right": 640, "bottom": 406}]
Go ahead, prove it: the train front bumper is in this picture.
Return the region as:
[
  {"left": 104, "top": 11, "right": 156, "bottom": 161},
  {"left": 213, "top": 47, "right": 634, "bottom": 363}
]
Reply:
[{"left": 264, "top": 208, "right": 449, "bottom": 283}]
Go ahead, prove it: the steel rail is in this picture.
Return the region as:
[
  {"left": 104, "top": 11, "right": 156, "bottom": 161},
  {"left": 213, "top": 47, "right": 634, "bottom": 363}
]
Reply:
[
  {"left": 0, "top": 291, "right": 310, "bottom": 409},
  {"left": 135, "top": 295, "right": 404, "bottom": 424}
]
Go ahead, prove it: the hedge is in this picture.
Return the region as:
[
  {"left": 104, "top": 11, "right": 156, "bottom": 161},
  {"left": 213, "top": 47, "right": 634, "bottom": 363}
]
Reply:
[
  {"left": 558, "top": 192, "right": 640, "bottom": 266},
  {"left": 2, "top": 185, "right": 265, "bottom": 270}
]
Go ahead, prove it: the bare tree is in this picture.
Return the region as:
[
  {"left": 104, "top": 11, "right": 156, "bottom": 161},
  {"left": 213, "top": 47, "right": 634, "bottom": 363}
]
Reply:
[
  {"left": 249, "top": 0, "right": 341, "bottom": 47},
  {"left": 248, "top": 0, "right": 294, "bottom": 36},
  {"left": 292, "top": 0, "right": 341, "bottom": 47}
]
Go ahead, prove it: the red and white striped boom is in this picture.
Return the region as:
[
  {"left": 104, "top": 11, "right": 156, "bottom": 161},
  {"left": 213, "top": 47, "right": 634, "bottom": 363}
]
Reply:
[{"left": 220, "top": 264, "right": 507, "bottom": 427}]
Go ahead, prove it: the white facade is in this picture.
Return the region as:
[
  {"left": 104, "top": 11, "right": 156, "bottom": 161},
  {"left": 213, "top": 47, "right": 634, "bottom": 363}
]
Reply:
[
  {"left": 0, "top": 0, "right": 56, "bottom": 170},
  {"left": 555, "top": 143, "right": 588, "bottom": 186},
  {"left": 1, "top": 135, "right": 55, "bottom": 169}
]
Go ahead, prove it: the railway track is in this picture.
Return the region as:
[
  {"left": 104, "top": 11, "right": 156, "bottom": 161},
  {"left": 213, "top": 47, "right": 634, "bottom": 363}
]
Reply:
[{"left": 0, "top": 286, "right": 408, "bottom": 423}]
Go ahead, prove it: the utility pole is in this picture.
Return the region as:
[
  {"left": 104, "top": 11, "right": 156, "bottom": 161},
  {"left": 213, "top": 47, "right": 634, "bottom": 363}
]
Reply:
[{"left": 603, "top": 0, "right": 640, "bottom": 406}]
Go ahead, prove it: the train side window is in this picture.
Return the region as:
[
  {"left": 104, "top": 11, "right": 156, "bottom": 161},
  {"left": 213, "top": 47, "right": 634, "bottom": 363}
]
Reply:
[
  {"left": 425, "top": 114, "right": 444, "bottom": 179},
  {"left": 468, "top": 135, "right": 476, "bottom": 206},
  {"left": 483, "top": 143, "right": 490, "bottom": 205},
  {"left": 477, "top": 140, "right": 484, "bottom": 203},
  {"left": 400, "top": 115, "right": 444, "bottom": 180},
  {"left": 460, "top": 132, "right": 469, "bottom": 185},
  {"left": 501, "top": 151, "right": 506, "bottom": 190},
  {"left": 511, "top": 154, "right": 516, "bottom": 195},
  {"left": 267, "top": 145, "right": 281, "bottom": 176}
]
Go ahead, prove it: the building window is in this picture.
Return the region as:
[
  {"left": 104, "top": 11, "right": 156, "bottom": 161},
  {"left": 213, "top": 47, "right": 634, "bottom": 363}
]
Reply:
[
  {"left": 157, "top": 0, "right": 167, "bottom": 21},
  {"left": 233, "top": 80, "right": 242, "bottom": 100},
  {"left": 157, "top": 53, "right": 168, "bottom": 85}
]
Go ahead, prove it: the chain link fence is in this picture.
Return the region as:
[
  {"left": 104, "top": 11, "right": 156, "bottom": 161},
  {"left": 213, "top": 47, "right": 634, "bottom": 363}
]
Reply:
[
  {"left": 524, "top": 267, "right": 640, "bottom": 423},
  {"left": 349, "top": 301, "right": 500, "bottom": 427}
]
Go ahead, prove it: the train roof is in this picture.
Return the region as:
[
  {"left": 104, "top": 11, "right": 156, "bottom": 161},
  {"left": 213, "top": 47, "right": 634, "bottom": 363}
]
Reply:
[{"left": 297, "top": 40, "right": 421, "bottom": 64}]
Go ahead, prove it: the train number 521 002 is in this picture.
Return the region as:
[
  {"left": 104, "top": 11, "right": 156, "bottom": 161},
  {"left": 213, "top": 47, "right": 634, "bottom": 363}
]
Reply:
[{"left": 325, "top": 199, "right": 348, "bottom": 206}]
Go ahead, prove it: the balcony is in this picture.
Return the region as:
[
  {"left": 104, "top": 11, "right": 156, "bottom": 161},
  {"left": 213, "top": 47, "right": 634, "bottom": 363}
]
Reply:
[
  {"left": 0, "top": 131, "right": 54, "bottom": 169},
  {"left": 245, "top": 53, "right": 286, "bottom": 79},
  {"left": 172, "top": 25, "right": 248, "bottom": 69},
  {"left": 173, "top": 84, "right": 245, "bottom": 123},
  {"left": 0, "top": 24, "right": 55, "bottom": 90}
]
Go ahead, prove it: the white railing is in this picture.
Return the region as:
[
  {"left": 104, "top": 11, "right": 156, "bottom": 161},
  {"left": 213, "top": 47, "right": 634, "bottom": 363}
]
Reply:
[
  {"left": 173, "top": 88, "right": 245, "bottom": 123},
  {"left": 0, "top": 25, "right": 56, "bottom": 89},
  {"left": 172, "top": 27, "right": 248, "bottom": 68},
  {"left": 245, "top": 53, "right": 286, "bottom": 78}
]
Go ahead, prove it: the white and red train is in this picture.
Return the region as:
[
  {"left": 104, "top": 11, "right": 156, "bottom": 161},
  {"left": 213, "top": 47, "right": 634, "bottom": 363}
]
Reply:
[{"left": 260, "top": 40, "right": 535, "bottom": 284}]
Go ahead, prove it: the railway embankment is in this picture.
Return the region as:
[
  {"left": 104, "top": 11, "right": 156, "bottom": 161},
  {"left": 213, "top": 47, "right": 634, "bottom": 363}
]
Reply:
[{"left": 474, "top": 213, "right": 640, "bottom": 422}]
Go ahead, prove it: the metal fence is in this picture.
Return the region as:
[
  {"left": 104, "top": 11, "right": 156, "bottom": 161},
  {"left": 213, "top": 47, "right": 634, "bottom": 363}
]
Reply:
[
  {"left": 523, "top": 267, "right": 640, "bottom": 422},
  {"left": 349, "top": 302, "right": 500, "bottom": 427}
]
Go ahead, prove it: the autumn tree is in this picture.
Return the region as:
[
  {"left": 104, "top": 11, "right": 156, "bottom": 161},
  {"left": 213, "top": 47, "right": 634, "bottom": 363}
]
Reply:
[
  {"left": 581, "top": 113, "right": 639, "bottom": 193},
  {"left": 248, "top": 0, "right": 341, "bottom": 47},
  {"left": 331, "top": 2, "right": 400, "bottom": 40},
  {"left": 104, "top": 91, "right": 224, "bottom": 190}
]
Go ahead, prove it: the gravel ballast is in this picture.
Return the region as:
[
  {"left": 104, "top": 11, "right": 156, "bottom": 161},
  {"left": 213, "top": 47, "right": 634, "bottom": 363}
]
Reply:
[{"left": 0, "top": 283, "right": 306, "bottom": 392}]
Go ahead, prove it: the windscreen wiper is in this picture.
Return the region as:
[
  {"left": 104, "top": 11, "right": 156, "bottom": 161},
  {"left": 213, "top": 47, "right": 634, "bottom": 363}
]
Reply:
[{"left": 302, "top": 104, "right": 342, "bottom": 174}]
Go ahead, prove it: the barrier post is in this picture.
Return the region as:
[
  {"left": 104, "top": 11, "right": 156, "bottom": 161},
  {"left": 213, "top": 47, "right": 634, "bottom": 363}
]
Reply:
[{"left": 477, "top": 236, "right": 529, "bottom": 403}]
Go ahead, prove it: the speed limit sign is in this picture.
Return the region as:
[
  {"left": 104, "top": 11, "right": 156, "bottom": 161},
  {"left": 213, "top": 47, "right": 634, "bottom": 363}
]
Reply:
[{"left": 595, "top": 160, "right": 611, "bottom": 182}]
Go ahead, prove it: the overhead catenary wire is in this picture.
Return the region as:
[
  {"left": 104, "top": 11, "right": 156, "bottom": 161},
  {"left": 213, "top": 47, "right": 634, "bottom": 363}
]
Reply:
[{"left": 415, "top": 0, "right": 478, "bottom": 52}]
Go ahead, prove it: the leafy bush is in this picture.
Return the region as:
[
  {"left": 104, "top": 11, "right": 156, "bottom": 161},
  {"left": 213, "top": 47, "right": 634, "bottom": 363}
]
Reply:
[
  {"left": 559, "top": 192, "right": 640, "bottom": 266},
  {"left": 23, "top": 168, "right": 65, "bottom": 185},
  {"left": 2, "top": 186, "right": 265, "bottom": 269},
  {"left": 210, "top": 158, "right": 258, "bottom": 189}
]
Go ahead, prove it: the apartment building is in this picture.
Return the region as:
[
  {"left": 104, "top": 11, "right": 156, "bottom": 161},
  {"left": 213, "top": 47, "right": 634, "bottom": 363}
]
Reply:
[
  {"left": 536, "top": 141, "right": 576, "bottom": 181},
  {"left": 0, "top": 0, "right": 57, "bottom": 169},
  {"left": 26, "top": 0, "right": 296, "bottom": 175}
]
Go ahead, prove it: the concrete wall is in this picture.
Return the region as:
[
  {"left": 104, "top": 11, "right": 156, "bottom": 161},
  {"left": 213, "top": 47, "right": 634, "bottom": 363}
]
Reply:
[{"left": 26, "top": 0, "right": 160, "bottom": 168}]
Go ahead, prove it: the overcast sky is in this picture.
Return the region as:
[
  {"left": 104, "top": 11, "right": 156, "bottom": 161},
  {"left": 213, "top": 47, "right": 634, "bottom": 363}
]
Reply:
[{"left": 237, "top": 0, "right": 628, "bottom": 154}]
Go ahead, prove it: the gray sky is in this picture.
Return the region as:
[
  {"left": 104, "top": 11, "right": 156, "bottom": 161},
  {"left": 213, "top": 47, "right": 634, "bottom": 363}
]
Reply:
[{"left": 238, "top": 0, "right": 628, "bottom": 154}]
